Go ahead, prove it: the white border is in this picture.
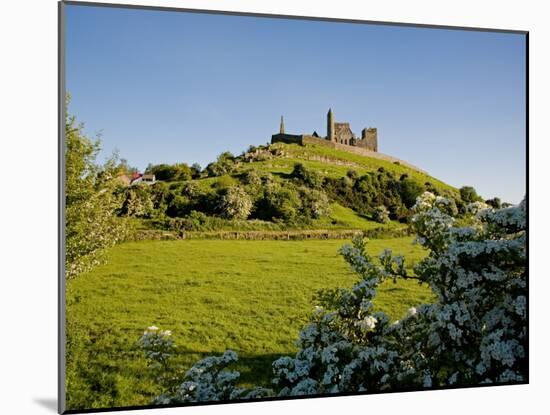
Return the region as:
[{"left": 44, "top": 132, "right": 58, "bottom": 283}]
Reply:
[{"left": 1, "top": 1, "right": 547, "bottom": 414}]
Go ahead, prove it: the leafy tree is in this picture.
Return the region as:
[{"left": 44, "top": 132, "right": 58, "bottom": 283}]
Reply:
[
  {"left": 65, "top": 105, "right": 128, "bottom": 279},
  {"left": 299, "top": 187, "right": 331, "bottom": 219},
  {"left": 166, "top": 195, "right": 192, "bottom": 218},
  {"left": 459, "top": 185, "right": 482, "bottom": 203},
  {"left": 242, "top": 168, "right": 262, "bottom": 188},
  {"left": 485, "top": 197, "right": 502, "bottom": 209},
  {"left": 149, "top": 181, "right": 172, "bottom": 212},
  {"left": 255, "top": 183, "right": 301, "bottom": 223},
  {"left": 398, "top": 177, "right": 424, "bottom": 208},
  {"left": 206, "top": 152, "right": 236, "bottom": 177},
  {"left": 190, "top": 163, "right": 202, "bottom": 179},
  {"left": 291, "top": 163, "right": 323, "bottom": 188},
  {"left": 148, "top": 163, "right": 192, "bottom": 181},
  {"left": 217, "top": 186, "right": 253, "bottom": 220},
  {"left": 119, "top": 184, "right": 154, "bottom": 218}
]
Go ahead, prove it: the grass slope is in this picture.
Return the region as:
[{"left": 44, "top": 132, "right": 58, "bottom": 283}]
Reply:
[
  {"left": 275, "top": 143, "right": 457, "bottom": 194},
  {"left": 67, "top": 237, "right": 432, "bottom": 409}
]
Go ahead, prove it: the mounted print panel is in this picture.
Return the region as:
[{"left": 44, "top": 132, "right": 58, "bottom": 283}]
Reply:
[{"left": 59, "top": 1, "right": 528, "bottom": 413}]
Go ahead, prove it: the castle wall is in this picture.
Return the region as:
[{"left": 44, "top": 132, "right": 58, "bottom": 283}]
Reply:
[
  {"left": 357, "top": 128, "right": 378, "bottom": 152},
  {"left": 271, "top": 133, "right": 303, "bottom": 145}
]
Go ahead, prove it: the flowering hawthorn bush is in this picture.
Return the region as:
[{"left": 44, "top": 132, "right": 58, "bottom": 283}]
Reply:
[
  {"left": 373, "top": 205, "right": 390, "bottom": 224},
  {"left": 138, "top": 327, "right": 271, "bottom": 404},
  {"left": 139, "top": 192, "right": 526, "bottom": 402},
  {"left": 65, "top": 104, "right": 129, "bottom": 279},
  {"left": 138, "top": 326, "right": 175, "bottom": 369}
]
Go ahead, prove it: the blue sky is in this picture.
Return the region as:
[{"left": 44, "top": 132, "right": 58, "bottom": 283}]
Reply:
[{"left": 65, "top": 4, "right": 526, "bottom": 203}]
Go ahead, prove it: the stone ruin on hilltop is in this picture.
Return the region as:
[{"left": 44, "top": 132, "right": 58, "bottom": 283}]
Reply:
[{"left": 271, "top": 108, "right": 378, "bottom": 153}]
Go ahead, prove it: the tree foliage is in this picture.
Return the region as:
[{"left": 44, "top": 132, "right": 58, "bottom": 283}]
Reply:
[
  {"left": 65, "top": 106, "right": 129, "bottom": 279},
  {"left": 217, "top": 186, "right": 253, "bottom": 220},
  {"left": 459, "top": 185, "right": 483, "bottom": 204},
  {"left": 119, "top": 184, "right": 155, "bottom": 218},
  {"left": 146, "top": 163, "right": 193, "bottom": 182},
  {"left": 292, "top": 163, "right": 323, "bottom": 188},
  {"left": 324, "top": 168, "right": 438, "bottom": 222},
  {"left": 206, "top": 152, "right": 237, "bottom": 177},
  {"left": 373, "top": 205, "right": 390, "bottom": 224}
]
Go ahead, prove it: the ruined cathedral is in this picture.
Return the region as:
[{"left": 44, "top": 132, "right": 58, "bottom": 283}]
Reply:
[{"left": 271, "top": 109, "right": 378, "bottom": 152}]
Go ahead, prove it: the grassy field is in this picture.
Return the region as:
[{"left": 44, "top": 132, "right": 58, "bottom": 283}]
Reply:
[{"left": 66, "top": 237, "right": 433, "bottom": 409}]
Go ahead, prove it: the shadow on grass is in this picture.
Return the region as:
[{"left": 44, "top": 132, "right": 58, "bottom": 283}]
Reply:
[
  {"left": 169, "top": 348, "right": 288, "bottom": 388},
  {"left": 231, "top": 352, "right": 289, "bottom": 387}
]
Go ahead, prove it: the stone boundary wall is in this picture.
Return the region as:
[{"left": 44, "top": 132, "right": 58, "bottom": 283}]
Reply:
[
  {"left": 300, "top": 136, "right": 427, "bottom": 174},
  {"left": 271, "top": 133, "right": 303, "bottom": 145},
  {"left": 130, "top": 227, "right": 412, "bottom": 241}
]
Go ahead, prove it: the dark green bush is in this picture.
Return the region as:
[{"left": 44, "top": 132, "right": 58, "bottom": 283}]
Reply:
[
  {"left": 254, "top": 183, "right": 302, "bottom": 223},
  {"left": 291, "top": 163, "right": 323, "bottom": 188},
  {"left": 147, "top": 163, "right": 192, "bottom": 181}
]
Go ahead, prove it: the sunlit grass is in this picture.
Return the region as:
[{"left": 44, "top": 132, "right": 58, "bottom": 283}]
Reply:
[{"left": 66, "top": 237, "right": 433, "bottom": 409}]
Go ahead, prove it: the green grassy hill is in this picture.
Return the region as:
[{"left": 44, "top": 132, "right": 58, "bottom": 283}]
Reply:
[
  {"left": 193, "top": 142, "right": 457, "bottom": 196},
  {"left": 133, "top": 142, "right": 460, "bottom": 237}
]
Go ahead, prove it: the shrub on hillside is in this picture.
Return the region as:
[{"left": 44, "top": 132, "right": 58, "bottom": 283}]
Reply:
[
  {"left": 325, "top": 170, "right": 405, "bottom": 217},
  {"left": 459, "top": 185, "right": 483, "bottom": 204},
  {"left": 205, "top": 152, "right": 236, "bottom": 177},
  {"left": 182, "top": 181, "right": 201, "bottom": 198},
  {"left": 165, "top": 187, "right": 217, "bottom": 218},
  {"left": 485, "top": 197, "right": 502, "bottom": 209},
  {"left": 299, "top": 187, "right": 331, "bottom": 219},
  {"left": 166, "top": 195, "right": 192, "bottom": 218},
  {"left": 149, "top": 182, "right": 172, "bottom": 212},
  {"left": 398, "top": 177, "right": 424, "bottom": 208},
  {"left": 255, "top": 183, "right": 302, "bottom": 223},
  {"left": 147, "top": 163, "right": 193, "bottom": 182},
  {"left": 291, "top": 163, "right": 324, "bottom": 188},
  {"left": 217, "top": 186, "right": 253, "bottom": 220},
  {"left": 242, "top": 168, "right": 262, "bottom": 188},
  {"left": 373, "top": 205, "right": 390, "bottom": 224},
  {"left": 190, "top": 163, "right": 202, "bottom": 179}
]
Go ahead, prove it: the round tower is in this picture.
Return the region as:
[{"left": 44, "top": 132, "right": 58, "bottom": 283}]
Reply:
[{"left": 327, "top": 108, "right": 335, "bottom": 141}]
